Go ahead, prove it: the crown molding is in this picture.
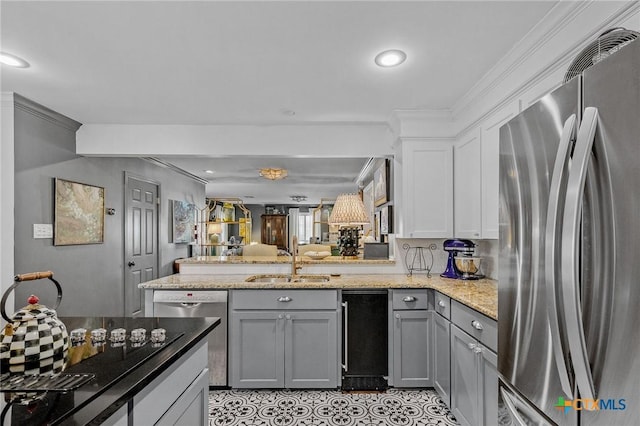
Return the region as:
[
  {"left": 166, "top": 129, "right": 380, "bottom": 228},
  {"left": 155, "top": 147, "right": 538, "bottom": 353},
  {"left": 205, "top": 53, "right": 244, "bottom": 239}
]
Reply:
[
  {"left": 11, "top": 93, "right": 82, "bottom": 132},
  {"left": 452, "top": 1, "right": 587, "bottom": 118},
  {"left": 453, "top": 0, "right": 640, "bottom": 137},
  {"left": 389, "top": 109, "right": 454, "bottom": 139}
]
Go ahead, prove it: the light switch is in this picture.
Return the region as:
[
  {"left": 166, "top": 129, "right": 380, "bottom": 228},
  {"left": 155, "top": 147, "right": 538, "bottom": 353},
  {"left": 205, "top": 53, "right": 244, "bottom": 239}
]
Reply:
[{"left": 33, "top": 224, "right": 53, "bottom": 239}]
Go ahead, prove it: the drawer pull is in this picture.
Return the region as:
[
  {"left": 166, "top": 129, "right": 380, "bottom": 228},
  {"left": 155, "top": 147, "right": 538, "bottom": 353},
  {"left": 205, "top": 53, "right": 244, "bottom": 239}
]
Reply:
[
  {"left": 277, "top": 296, "right": 292, "bottom": 302},
  {"left": 471, "top": 320, "right": 484, "bottom": 330},
  {"left": 438, "top": 300, "right": 446, "bottom": 308},
  {"left": 403, "top": 296, "right": 416, "bottom": 302}
]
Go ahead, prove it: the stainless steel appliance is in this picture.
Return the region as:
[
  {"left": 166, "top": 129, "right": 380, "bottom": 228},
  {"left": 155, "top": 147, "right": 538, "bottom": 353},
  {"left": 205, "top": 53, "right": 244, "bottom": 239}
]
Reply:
[
  {"left": 153, "top": 290, "right": 227, "bottom": 387},
  {"left": 499, "top": 33, "right": 639, "bottom": 425}
]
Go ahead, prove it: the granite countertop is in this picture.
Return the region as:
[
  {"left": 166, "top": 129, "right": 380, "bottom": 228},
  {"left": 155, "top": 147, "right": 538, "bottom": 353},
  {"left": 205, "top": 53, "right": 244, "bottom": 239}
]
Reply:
[
  {"left": 177, "top": 255, "right": 395, "bottom": 265},
  {"left": 140, "top": 273, "right": 497, "bottom": 320},
  {"left": 6, "top": 317, "right": 219, "bottom": 425}
]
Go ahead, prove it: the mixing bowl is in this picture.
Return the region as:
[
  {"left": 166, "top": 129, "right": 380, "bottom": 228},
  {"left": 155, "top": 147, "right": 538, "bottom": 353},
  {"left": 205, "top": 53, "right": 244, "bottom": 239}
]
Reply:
[{"left": 454, "top": 256, "right": 482, "bottom": 275}]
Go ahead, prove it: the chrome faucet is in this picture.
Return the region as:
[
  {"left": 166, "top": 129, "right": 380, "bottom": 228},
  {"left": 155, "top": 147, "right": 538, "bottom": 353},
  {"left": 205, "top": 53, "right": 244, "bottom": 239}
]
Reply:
[{"left": 291, "top": 235, "right": 302, "bottom": 276}]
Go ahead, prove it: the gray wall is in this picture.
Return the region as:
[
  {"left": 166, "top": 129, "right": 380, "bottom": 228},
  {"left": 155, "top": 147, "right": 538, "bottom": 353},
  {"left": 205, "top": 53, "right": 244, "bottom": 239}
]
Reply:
[{"left": 12, "top": 96, "right": 205, "bottom": 317}]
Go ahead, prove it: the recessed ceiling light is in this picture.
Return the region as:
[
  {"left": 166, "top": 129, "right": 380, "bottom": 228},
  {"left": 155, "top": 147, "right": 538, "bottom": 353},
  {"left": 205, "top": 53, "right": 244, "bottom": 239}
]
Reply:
[
  {"left": 374, "top": 49, "right": 407, "bottom": 67},
  {"left": 204, "top": 170, "right": 215, "bottom": 174},
  {"left": 0, "top": 52, "right": 30, "bottom": 68}
]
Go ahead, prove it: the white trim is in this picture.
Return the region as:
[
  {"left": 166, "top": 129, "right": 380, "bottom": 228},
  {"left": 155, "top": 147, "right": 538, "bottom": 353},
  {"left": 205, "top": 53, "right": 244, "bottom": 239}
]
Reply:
[
  {"left": 1, "top": 93, "right": 16, "bottom": 325},
  {"left": 13, "top": 94, "right": 82, "bottom": 131}
]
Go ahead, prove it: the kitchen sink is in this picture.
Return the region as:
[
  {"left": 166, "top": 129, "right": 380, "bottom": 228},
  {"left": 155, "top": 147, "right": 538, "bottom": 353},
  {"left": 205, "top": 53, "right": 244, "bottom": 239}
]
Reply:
[
  {"left": 244, "top": 274, "right": 330, "bottom": 283},
  {"left": 291, "top": 275, "right": 330, "bottom": 283},
  {"left": 245, "top": 275, "right": 292, "bottom": 283}
]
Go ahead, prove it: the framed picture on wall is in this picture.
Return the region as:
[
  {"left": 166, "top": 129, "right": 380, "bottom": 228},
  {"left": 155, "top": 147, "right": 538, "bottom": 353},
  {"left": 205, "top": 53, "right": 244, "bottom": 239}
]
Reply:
[
  {"left": 54, "top": 178, "right": 105, "bottom": 246},
  {"left": 362, "top": 180, "right": 374, "bottom": 237},
  {"left": 171, "top": 200, "right": 196, "bottom": 243},
  {"left": 374, "top": 159, "right": 389, "bottom": 206},
  {"left": 380, "top": 205, "right": 393, "bottom": 235}
]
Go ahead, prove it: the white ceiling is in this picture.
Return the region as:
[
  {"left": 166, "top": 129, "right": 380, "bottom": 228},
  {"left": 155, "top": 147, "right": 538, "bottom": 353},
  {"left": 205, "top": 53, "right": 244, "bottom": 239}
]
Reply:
[{"left": 1, "top": 1, "right": 558, "bottom": 204}]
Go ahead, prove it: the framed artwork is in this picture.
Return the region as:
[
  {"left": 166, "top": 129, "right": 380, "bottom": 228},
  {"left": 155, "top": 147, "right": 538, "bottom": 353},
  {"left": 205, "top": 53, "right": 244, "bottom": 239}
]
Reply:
[
  {"left": 374, "top": 211, "right": 381, "bottom": 242},
  {"left": 374, "top": 159, "right": 389, "bottom": 206},
  {"left": 380, "top": 205, "right": 393, "bottom": 235},
  {"left": 362, "top": 181, "right": 374, "bottom": 238},
  {"left": 172, "top": 200, "right": 196, "bottom": 243},
  {"left": 54, "top": 178, "right": 105, "bottom": 246}
]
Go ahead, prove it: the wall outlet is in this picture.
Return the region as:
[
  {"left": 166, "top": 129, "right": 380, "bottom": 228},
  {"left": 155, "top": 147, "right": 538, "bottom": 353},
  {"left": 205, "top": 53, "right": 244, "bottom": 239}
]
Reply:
[{"left": 33, "top": 224, "right": 53, "bottom": 239}]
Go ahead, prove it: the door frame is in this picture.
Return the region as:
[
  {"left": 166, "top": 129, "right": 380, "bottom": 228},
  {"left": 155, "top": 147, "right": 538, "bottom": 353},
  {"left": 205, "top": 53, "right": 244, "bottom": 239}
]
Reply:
[{"left": 123, "top": 171, "right": 160, "bottom": 316}]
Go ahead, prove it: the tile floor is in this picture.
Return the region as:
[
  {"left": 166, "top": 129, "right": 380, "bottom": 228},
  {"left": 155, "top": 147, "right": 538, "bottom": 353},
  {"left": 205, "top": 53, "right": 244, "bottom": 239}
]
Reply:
[{"left": 209, "top": 388, "right": 459, "bottom": 426}]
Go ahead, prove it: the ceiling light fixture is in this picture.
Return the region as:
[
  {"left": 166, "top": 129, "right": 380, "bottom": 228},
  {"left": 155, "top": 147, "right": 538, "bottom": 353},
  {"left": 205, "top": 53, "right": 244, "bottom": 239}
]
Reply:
[
  {"left": 290, "top": 195, "right": 307, "bottom": 203},
  {"left": 259, "top": 167, "right": 288, "bottom": 180},
  {"left": 204, "top": 170, "right": 215, "bottom": 174},
  {"left": 0, "top": 52, "right": 30, "bottom": 68},
  {"left": 374, "top": 49, "right": 407, "bottom": 67}
]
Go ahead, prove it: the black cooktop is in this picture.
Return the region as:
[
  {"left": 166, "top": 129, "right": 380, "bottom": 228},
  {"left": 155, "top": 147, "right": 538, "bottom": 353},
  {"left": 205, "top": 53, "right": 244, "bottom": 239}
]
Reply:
[{"left": 2, "top": 316, "right": 218, "bottom": 425}]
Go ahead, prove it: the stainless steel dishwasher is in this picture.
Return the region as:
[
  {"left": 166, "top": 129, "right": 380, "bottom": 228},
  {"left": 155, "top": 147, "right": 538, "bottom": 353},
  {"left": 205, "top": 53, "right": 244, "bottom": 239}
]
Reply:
[{"left": 153, "top": 290, "right": 227, "bottom": 387}]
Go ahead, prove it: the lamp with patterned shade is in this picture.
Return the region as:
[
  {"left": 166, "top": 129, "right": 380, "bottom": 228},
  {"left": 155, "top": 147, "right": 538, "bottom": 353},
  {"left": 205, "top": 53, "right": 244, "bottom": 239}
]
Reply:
[
  {"left": 328, "top": 193, "right": 369, "bottom": 225},
  {"left": 329, "top": 193, "right": 369, "bottom": 257}
]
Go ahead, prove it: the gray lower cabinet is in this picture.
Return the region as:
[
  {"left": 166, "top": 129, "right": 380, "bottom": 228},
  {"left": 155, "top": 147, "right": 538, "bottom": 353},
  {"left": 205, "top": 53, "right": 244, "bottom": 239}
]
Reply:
[
  {"left": 230, "top": 290, "right": 339, "bottom": 389},
  {"left": 391, "top": 289, "right": 433, "bottom": 388},
  {"left": 433, "top": 311, "right": 451, "bottom": 406},
  {"left": 450, "top": 324, "right": 498, "bottom": 426},
  {"left": 132, "top": 340, "right": 209, "bottom": 425},
  {"left": 393, "top": 310, "right": 433, "bottom": 387},
  {"left": 231, "top": 311, "right": 285, "bottom": 388}
]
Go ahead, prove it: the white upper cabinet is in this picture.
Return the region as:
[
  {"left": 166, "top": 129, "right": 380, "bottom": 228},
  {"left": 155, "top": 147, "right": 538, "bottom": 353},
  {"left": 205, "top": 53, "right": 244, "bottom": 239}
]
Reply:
[
  {"left": 454, "top": 129, "right": 482, "bottom": 238},
  {"left": 453, "top": 101, "right": 519, "bottom": 240},
  {"left": 400, "top": 139, "right": 454, "bottom": 238},
  {"left": 479, "top": 102, "right": 520, "bottom": 239}
]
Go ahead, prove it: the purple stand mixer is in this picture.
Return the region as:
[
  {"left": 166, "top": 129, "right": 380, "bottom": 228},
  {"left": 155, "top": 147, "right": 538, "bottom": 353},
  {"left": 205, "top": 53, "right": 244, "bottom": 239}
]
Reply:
[{"left": 441, "top": 239, "right": 476, "bottom": 279}]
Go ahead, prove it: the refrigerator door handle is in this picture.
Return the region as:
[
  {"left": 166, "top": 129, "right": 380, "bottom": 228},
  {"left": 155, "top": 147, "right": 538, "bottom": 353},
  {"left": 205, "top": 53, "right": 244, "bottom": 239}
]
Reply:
[
  {"left": 500, "top": 387, "right": 529, "bottom": 426},
  {"left": 561, "top": 106, "right": 599, "bottom": 401},
  {"left": 544, "top": 114, "right": 576, "bottom": 398}
]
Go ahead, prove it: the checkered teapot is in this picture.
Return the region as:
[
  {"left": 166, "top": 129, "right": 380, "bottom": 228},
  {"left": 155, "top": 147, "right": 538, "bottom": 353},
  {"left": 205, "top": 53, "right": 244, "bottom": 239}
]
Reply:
[{"left": 1, "top": 271, "right": 69, "bottom": 375}]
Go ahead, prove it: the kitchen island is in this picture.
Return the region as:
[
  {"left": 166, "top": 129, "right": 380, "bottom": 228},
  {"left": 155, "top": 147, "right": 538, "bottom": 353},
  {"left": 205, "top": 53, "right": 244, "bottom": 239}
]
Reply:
[{"left": 4, "top": 316, "right": 219, "bottom": 425}]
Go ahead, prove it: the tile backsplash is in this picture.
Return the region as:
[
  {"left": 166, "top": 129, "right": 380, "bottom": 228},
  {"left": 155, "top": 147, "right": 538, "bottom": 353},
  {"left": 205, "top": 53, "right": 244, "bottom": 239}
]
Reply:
[{"left": 394, "top": 238, "right": 498, "bottom": 279}]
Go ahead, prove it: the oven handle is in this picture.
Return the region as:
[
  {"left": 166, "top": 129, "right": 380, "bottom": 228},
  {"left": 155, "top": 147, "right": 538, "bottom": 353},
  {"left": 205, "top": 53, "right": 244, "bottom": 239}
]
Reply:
[{"left": 341, "top": 301, "right": 348, "bottom": 372}]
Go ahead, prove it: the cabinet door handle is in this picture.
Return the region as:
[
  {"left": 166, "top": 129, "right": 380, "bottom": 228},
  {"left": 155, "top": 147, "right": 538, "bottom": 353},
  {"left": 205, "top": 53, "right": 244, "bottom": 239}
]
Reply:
[
  {"left": 285, "top": 314, "right": 291, "bottom": 320},
  {"left": 471, "top": 320, "right": 483, "bottom": 330},
  {"left": 473, "top": 346, "right": 483, "bottom": 354},
  {"left": 395, "top": 313, "right": 401, "bottom": 319},
  {"left": 277, "top": 296, "right": 292, "bottom": 302},
  {"left": 403, "top": 296, "right": 416, "bottom": 302},
  {"left": 438, "top": 300, "right": 446, "bottom": 308},
  {"left": 278, "top": 313, "right": 284, "bottom": 320},
  {"left": 468, "top": 342, "right": 477, "bottom": 350}
]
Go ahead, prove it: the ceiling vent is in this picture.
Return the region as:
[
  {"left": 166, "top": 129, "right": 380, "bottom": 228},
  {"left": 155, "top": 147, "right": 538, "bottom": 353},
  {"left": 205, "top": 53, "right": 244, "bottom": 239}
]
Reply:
[{"left": 563, "top": 27, "right": 639, "bottom": 83}]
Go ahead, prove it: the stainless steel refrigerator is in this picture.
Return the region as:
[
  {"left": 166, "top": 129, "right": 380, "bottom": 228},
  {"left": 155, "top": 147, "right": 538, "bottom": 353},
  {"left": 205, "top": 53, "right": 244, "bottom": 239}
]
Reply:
[{"left": 498, "top": 37, "right": 639, "bottom": 425}]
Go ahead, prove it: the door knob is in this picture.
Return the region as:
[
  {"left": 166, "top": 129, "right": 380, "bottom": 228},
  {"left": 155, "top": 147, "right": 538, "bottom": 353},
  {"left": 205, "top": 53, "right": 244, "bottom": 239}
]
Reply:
[{"left": 127, "top": 261, "right": 136, "bottom": 267}]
